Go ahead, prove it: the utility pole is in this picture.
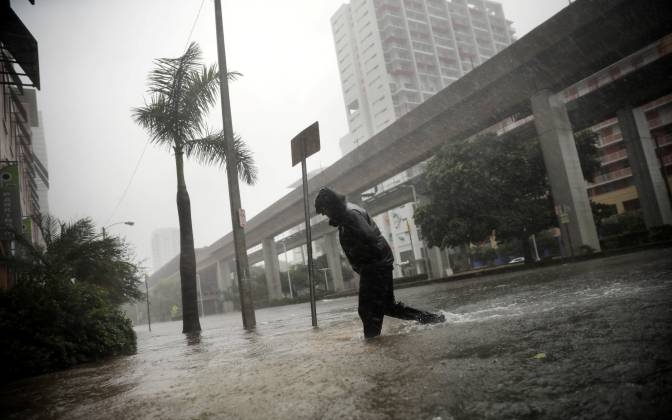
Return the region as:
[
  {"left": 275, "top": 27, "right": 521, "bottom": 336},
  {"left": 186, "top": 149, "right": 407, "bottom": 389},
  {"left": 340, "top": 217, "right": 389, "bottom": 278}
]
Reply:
[
  {"left": 214, "top": 0, "right": 255, "bottom": 329},
  {"left": 144, "top": 274, "right": 151, "bottom": 332}
]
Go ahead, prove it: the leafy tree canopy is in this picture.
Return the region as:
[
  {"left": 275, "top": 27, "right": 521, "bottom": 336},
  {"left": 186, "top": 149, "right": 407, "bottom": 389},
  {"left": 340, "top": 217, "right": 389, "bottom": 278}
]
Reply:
[{"left": 415, "top": 130, "right": 600, "bottom": 255}]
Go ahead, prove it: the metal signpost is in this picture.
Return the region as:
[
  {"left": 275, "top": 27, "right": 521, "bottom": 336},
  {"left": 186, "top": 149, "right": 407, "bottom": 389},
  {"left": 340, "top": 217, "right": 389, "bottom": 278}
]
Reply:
[
  {"left": 291, "top": 122, "right": 320, "bottom": 327},
  {"left": 144, "top": 274, "right": 152, "bottom": 332}
]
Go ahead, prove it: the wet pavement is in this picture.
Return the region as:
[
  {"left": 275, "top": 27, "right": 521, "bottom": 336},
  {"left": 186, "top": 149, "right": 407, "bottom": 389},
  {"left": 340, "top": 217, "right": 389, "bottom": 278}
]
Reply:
[{"left": 1, "top": 248, "right": 671, "bottom": 420}]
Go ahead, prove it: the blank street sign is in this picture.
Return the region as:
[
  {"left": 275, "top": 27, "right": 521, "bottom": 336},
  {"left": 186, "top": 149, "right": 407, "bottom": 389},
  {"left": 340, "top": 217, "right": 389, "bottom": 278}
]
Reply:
[{"left": 291, "top": 121, "right": 320, "bottom": 167}]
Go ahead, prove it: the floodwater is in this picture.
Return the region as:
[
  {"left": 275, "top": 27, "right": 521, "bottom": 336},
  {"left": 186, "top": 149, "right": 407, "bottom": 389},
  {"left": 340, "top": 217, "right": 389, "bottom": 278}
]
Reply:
[{"left": 2, "top": 248, "right": 671, "bottom": 420}]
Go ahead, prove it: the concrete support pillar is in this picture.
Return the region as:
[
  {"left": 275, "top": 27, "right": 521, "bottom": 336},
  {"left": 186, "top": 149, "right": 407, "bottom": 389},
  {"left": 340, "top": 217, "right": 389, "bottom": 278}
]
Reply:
[
  {"left": 531, "top": 90, "right": 601, "bottom": 254},
  {"left": 262, "top": 238, "right": 283, "bottom": 301},
  {"left": 323, "top": 230, "right": 344, "bottom": 291},
  {"left": 216, "top": 259, "right": 231, "bottom": 292},
  {"left": 428, "top": 247, "right": 444, "bottom": 279},
  {"left": 617, "top": 106, "right": 672, "bottom": 227}
]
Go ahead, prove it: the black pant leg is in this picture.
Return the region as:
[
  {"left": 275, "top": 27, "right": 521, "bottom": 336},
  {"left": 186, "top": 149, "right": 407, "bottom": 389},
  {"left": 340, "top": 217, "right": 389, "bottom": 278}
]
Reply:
[
  {"left": 379, "top": 269, "right": 437, "bottom": 322},
  {"left": 357, "top": 268, "right": 387, "bottom": 338}
]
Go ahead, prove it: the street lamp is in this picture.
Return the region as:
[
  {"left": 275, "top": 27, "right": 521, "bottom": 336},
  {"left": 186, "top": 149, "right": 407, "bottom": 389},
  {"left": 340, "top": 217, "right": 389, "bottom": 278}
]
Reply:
[{"left": 102, "top": 221, "right": 134, "bottom": 238}]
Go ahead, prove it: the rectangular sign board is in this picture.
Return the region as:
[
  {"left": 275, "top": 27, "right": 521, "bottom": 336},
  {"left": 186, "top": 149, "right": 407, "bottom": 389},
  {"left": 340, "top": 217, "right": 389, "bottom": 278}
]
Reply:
[
  {"left": 291, "top": 121, "right": 320, "bottom": 167},
  {"left": 0, "top": 164, "right": 21, "bottom": 241}
]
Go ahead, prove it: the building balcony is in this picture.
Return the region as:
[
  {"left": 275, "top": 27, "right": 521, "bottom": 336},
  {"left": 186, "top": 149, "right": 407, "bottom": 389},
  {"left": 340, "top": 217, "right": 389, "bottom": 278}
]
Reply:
[
  {"left": 663, "top": 154, "right": 672, "bottom": 166},
  {"left": 654, "top": 133, "right": 672, "bottom": 147},
  {"left": 600, "top": 149, "right": 628, "bottom": 166},
  {"left": 590, "top": 167, "right": 632, "bottom": 186},
  {"left": 598, "top": 132, "right": 623, "bottom": 147}
]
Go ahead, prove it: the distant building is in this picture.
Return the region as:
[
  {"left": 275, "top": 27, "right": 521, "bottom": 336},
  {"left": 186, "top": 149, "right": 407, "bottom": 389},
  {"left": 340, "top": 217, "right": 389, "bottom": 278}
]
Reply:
[
  {"left": 151, "top": 228, "right": 180, "bottom": 273},
  {"left": 331, "top": 0, "right": 514, "bottom": 154}
]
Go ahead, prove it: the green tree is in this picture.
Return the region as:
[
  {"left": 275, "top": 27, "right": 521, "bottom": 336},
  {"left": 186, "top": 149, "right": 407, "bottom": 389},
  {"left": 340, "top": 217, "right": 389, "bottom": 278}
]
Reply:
[
  {"left": 133, "top": 43, "right": 257, "bottom": 333},
  {"left": 415, "top": 131, "right": 600, "bottom": 263}
]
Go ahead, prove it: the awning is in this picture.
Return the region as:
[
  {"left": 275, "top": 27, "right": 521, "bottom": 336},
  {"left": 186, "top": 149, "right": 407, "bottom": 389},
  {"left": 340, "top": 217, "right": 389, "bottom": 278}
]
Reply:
[{"left": 1, "top": 4, "right": 40, "bottom": 89}]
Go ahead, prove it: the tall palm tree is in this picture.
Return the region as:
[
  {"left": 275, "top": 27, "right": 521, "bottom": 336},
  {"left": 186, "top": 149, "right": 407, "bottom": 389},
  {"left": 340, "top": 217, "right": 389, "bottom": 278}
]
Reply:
[{"left": 133, "top": 42, "right": 257, "bottom": 333}]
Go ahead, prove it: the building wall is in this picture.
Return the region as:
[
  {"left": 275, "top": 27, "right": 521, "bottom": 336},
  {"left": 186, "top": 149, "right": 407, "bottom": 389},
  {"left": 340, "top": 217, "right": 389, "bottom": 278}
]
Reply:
[{"left": 31, "top": 112, "right": 49, "bottom": 216}]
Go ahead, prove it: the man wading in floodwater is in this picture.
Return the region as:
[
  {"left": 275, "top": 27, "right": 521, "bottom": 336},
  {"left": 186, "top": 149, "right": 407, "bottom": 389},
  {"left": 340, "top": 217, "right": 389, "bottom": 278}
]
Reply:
[{"left": 315, "top": 187, "right": 445, "bottom": 338}]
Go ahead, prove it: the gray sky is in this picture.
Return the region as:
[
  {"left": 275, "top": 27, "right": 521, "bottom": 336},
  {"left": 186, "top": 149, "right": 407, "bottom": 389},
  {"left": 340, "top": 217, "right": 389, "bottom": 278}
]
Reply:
[{"left": 13, "top": 0, "right": 569, "bottom": 272}]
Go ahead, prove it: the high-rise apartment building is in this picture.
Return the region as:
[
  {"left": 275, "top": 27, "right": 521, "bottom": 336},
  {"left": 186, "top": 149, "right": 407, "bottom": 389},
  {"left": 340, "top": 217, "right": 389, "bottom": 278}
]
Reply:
[
  {"left": 151, "top": 228, "right": 180, "bottom": 273},
  {"left": 332, "top": 0, "right": 514, "bottom": 154}
]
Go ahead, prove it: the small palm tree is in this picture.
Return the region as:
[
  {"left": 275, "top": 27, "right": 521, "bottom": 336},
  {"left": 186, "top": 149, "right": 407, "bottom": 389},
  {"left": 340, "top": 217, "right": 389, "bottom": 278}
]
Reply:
[
  {"left": 6, "top": 215, "right": 143, "bottom": 305},
  {"left": 133, "top": 42, "right": 257, "bottom": 333}
]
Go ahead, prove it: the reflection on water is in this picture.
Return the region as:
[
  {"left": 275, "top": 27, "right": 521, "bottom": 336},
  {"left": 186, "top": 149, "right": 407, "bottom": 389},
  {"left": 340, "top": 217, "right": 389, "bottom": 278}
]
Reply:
[{"left": 1, "top": 249, "right": 671, "bottom": 420}]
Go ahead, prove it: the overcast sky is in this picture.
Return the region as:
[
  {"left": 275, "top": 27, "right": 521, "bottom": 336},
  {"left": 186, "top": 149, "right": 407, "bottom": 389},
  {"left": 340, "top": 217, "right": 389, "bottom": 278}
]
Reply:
[{"left": 12, "top": 0, "right": 569, "bottom": 273}]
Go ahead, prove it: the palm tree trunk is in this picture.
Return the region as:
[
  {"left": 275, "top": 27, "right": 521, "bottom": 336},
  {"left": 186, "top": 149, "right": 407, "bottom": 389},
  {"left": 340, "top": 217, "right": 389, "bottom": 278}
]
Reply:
[{"left": 175, "top": 149, "right": 201, "bottom": 333}]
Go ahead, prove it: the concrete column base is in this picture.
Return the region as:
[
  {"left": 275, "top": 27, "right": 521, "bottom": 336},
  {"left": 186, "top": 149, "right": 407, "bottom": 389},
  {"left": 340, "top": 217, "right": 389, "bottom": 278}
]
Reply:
[{"left": 262, "top": 238, "right": 283, "bottom": 301}]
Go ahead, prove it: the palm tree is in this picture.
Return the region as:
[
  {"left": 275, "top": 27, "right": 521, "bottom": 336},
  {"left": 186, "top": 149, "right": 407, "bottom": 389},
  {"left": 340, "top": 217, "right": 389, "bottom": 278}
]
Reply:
[
  {"left": 6, "top": 215, "right": 143, "bottom": 305},
  {"left": 132, "top": 42, "right": 257, "bottom": 333}
]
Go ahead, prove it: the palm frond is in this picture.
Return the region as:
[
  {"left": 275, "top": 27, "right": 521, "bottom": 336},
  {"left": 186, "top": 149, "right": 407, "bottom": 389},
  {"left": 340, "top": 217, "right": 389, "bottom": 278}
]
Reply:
[
  {"left": 184, "top": 132, "right": 258, "bottom": 185},
  {"left": 146, "top": 43, "right": 203, "bottom": 98},
  {"left": 131, "top": 97, "right": 176, "bottom": 148},
  {"left": 226, "top": 71, "right": 242, "bottom": 81},
  {"left": 181, "top": 63, "right": 221, "bottom": 137}
]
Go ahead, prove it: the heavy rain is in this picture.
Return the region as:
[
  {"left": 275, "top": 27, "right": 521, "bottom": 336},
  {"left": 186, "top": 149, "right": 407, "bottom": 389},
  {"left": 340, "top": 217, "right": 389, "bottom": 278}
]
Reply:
[{"left": 1, "top": 0, "right": 671, "bottom": 419}]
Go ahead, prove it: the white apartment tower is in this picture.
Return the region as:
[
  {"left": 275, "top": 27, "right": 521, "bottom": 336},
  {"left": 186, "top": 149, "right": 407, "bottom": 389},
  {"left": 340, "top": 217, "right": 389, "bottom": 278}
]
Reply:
[
  {"left": 151, "top": 228, "right": 180, "bottom": 273},
  {"left": 332, "top": 0, "right": 514, "bottom": 154}
]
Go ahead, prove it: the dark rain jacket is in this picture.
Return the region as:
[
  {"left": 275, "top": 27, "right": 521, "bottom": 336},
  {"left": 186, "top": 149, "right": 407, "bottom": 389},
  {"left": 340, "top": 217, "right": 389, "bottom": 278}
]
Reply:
[{"left": 336, "top": 202, "right": 394, "bottom": 274}]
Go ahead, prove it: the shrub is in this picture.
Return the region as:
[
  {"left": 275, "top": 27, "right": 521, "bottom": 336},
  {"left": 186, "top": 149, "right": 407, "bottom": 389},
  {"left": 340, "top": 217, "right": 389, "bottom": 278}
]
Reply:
[
  {"left": 0, "top": 279, "right": 136, "bottom": 382},
  {"left": 649, "top": 224, "right": 672, "bottom": 242}
]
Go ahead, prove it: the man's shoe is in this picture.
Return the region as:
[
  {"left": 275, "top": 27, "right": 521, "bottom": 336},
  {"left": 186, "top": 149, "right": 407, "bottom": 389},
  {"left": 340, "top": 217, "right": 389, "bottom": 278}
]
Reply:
[{"left": 418, "top": 312, "right": 445, "bottom": 324}]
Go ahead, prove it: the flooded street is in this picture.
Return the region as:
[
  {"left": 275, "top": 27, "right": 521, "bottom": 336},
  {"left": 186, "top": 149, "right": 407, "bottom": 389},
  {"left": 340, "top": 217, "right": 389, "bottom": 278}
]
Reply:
[{"left": 2, "top": 248, "right": 671, "bottom": 420}]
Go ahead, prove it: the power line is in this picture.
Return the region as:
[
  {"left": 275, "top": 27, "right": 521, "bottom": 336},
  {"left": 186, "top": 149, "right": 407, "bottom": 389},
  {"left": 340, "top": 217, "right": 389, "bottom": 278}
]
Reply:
[
  {"left": 105, "top": 141, "right": 150, "bottom": 226},
  {"left": 105, "top": 0, "right": 208, "bottom": 225},
  {"left": 184, "top": 0, "right": 207, "bottom": 51}
]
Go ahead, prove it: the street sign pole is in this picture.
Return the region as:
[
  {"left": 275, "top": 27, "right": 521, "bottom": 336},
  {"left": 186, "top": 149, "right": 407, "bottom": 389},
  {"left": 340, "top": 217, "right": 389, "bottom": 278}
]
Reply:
[
  {"left": 291, "top": 122, "right": 320, "bottom": 327},
  {"left": 145, "top": 274, "right": 151, "bottom": 332},
  {"left": 301, "top": 139, "right": 318, "bottom": 327}
]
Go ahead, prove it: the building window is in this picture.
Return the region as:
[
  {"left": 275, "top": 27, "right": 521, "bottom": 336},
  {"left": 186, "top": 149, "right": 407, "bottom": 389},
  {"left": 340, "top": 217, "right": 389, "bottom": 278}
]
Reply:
[
  {"left": 623, "top": 198, "right": 640, "bottom": 212},
  {"left": 347, "top": 100, "right": 360, "bottom": 115}
]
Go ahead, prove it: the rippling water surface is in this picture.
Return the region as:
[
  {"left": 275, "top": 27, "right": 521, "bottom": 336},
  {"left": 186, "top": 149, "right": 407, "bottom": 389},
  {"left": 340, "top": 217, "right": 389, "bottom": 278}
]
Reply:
[{"left": 2, "top": 249, "right": 671, "bottom": 420}]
